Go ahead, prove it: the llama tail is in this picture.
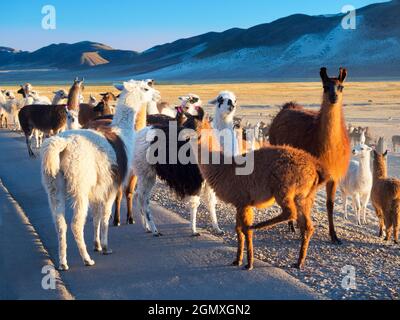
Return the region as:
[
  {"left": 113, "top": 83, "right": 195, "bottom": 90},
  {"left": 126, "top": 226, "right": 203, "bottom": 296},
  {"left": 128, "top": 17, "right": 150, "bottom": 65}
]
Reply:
[
  {"left": 41, "top": 136, "right": 69, "bottom": 178},
  {"left": 315, "top": 162, "right": 330, "bottom": 187}
]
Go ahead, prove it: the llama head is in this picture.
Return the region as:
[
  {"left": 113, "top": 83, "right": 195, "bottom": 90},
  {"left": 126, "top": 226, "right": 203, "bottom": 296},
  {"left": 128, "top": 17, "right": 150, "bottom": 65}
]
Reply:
[
  {"left": 372, "top": 150, "right": 388, "bottom": 177},
  {"left": 5, "top": 90, "right": 15, "bottom": 100},
  {"left": 53, "top": 89, "right": 68, "bottom": 100},
  {"left": 114, "top": 80, "right": 161, "bottom": 112},
  {"left": 352, "top": 144, "right": 372, "bottom": 159},
  {"left": 178, "top": 94, "right": 202, "bottom": 116},
  {"left": 145, "top": 79, "right": 155, "bottom": 87},
  {"left": 320, "top": 67, "right": 347, "bottom": 104},
  {"left": 100, "top": 92, "right": 117, "bottom": 103},
  {"left": 209, "top": 91, "right": 237, "bottom": 122}
]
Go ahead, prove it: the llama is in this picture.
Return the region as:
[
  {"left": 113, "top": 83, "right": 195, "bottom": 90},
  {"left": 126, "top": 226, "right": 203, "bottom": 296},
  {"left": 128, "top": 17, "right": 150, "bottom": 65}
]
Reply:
[
  {"left": 371, "top": 151, "right": 400, "bottom": 243},
  {"left": 41, "top": 80, "right": 160, "bottom": 270},
  {"left": 2, "top": 90, "right": 21, "bottom": 130},
  {"left": 130, "top": 92, "right": 239, "bottom": 236},
  {"left": 19, "top": 79, "right": 83, "bottom": 157},
  {"left": 79, "top": 92, "right": 117, "bottom": 128},
  {"left": 392, "top": 135, "right": 400, "bottom": 153},
  {"left": 268, "top": 67, "right": 350, "bottom": 244},
  {"left": 31, "top": 90, "right": 70, "bottom": 149},
  {"left": 0, "top": 90, "right": 7, "bottom": 128},
  {"left": 112, "top": 94, "right": 208, "bottom": 227},
  {"left": 340, "top": 144, "right": 373, "bottom": 225},
  {"left": 194, "top": 115, "right": 328, "bottom": 270}
]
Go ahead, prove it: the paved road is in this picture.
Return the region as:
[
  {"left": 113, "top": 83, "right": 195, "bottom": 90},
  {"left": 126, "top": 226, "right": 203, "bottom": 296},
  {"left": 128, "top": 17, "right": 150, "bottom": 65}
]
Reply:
[{"left": 0, "top": 130, "right": 324, "bottom": 300}]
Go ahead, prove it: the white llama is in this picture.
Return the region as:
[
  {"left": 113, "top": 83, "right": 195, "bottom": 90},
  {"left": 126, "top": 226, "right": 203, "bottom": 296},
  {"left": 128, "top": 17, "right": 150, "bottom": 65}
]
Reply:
[
  {"left": 340, "top": 143, "right": 373, "bottom": 225},
  {"left": 41, "top": 80, "right": 160, "bottom": 270}
]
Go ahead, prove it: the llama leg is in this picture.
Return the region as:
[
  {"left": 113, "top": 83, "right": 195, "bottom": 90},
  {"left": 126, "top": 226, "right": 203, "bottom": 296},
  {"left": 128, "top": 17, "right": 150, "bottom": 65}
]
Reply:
[
  {"left": 384, "top": 211, "right": 393, "bottom": 242},
  {"left": 232, "top": 211, "right": 245, "bottom": 267},
  {"left": 252, "top": 196, "right": 297, "bottom": 231},
  {"left": 136, "top": 178, "right": 152, "bottom": 233},
  {"left": 295, "top": 197, "right": 315, "bottom": 269},
  {"left": 25, "top": 130, "right": 35, "bottom": 158},
  {"left": 374, "top": 205, "right": 385, "bottom": 238},
  {"left": 92, "top": 203, "right": 102, "bottom": 252},
  {"left": 71, "top": 196, "right": 94, "bottom": 266},
  {"left": 361, "top": 193, "right": 371, "bottom": 225},
  {"left": 353, "top": 194, "right": 362, "bottom": 225},
  {"left": 48, "top": 174, "right": 68, "bottom": 271},
  {"left": 204, "top": 184, "right": 224, "bottom": 235},
  {"left": 189, "top": 196, "right": 201, "bottom": 236},
  {"left": 34, "top": 130, "right": 39, "bottom": 149},
  {"left": 241, "top": 207, "right": 255, "bottom": 270},
  {"left": 100, "top": 195, "right": 116, "bottom": 255},
  {"left": 326, "top": 181, "right": 341, "bottom": 244},
  {"left": 341, "top": 191, "right": 348, "bottom": 220},
  {"left": 137, "top": 175, "right": 160, "bottom": 236},
  {"left": 113, "top": 187, "right": 122, "bottom": 227},
  {"left": 125, "top": 175, "right": 137, "bottom": 224}
]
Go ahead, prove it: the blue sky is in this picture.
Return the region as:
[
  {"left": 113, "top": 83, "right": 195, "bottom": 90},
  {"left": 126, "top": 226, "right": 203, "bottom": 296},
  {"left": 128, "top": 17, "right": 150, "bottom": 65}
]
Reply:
[{"left": 0, "top": 0, "right": 388, "bottom": 52}]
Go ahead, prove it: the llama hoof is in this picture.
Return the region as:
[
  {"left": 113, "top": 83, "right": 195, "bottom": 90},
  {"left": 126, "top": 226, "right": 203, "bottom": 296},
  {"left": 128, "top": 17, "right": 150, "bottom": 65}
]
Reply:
[
  {"left": 231, "top": 260, "right": 243, "bottom": 267},
  {"left": 127, "top": 218, "right": 135, "bottom": 225},
  {"left": 291, "top": 263, "right": 304, "bottom": 270},
  {"left": 84, "top": 259, "right": 95, "bottom": 267},
  {"left": 102, "top": 248, "right": 113, "bottom": 255},
  {"left": 215, "top": 229, "right": 225, "bottom": 236},
  {"left": 153, "top": 232, "right": 163, "bottom": 237},
  {"left": 243, "top": 264, "right": 254, "bottom": 271},
  {"left": 331, "top": 236, "right": 342, "bottom": 245},
  {"left": 59, "top": 264, "right": 69, "bottom": 271},
  {"left": 191, "top": 232, "right": 201, "bottom": 237},
  {"left": 113, "top": 221, "right": 121, "bottom": 227},
  {"left": 94, "top": 247, "right": 102, "bottom": 253}
]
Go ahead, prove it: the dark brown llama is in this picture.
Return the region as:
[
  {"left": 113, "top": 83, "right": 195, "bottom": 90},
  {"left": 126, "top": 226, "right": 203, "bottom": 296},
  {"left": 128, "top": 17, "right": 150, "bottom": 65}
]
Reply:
[
  {"left": 18, "top": 78, "right": 84, "bottom": 158},
  {"left": 268, "top": 67, "right": 350, "bottom": 244},
  {"left": 371, "top": 151, "right": 400, "bottom": 243}
]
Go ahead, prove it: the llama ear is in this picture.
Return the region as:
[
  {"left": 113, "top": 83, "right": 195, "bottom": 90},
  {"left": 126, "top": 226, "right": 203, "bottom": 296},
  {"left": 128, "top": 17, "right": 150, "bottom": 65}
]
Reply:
[
  {"left": 383, "top": 150, "right": 388, "bottom": 157},
  {"left": 339, "top": 68, "right": 347, "bottom": 83},
  {"left": 320, "top": 67, "right": 329, "bottom": 81},
  {"left": 114, "top": 83, "right": 124, "bottom": 91}
]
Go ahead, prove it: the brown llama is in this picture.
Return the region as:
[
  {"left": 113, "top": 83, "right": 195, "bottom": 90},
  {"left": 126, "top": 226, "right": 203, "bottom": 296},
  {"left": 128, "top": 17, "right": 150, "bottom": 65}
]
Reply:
[
  {"left": 371, "top": 151, "right": 400, "bottom": 243},
  {"left": 79, "top": 92, "right": 117, "bottom": 128},
  {"left": 268, "top": 67, "right": 350, "bottom": 244},
  {"left": 199, "top": 116, "right": 326, "bottom": 270},
  {"left": 194, "top": 117, "right": 328, "bottom": 270}
]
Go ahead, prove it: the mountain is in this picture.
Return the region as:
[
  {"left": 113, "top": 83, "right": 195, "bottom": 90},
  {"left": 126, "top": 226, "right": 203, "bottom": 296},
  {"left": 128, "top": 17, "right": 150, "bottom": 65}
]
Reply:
[{"left": 0, "top": 0, "right": 399, "bottom": 82}]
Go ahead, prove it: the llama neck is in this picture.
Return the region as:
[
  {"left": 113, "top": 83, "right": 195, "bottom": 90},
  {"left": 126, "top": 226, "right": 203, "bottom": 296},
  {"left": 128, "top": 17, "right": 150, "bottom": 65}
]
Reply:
[
  {"left": 373, "top": 160, "right": 387, "bottom": 181},
  {"left": 359, "top": 154, "right": 372, "bottom": 178},
  {"left": 212, "top": 112, "right": 238, "bottom": 156},
  {"left": 318, "top": 95, "right": 346, "bottom": 149},
  {"left": 147, "top": 101, "right": 159, "bottom": 115},
  {"left": 112, "top": 104, "right": 137, "bottom": 131},
  {"left": 135, "top": 102, "right": 147, "bottom": 131},
  {"left": 52, "top": 95, "right": 63, "bottom": 105}
]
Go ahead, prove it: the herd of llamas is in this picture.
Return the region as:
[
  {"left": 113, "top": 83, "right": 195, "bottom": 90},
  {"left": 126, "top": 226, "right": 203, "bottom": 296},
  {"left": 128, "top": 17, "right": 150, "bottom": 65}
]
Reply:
[{"left": 0, "top": 68, "right": 399, "bottom": 273}]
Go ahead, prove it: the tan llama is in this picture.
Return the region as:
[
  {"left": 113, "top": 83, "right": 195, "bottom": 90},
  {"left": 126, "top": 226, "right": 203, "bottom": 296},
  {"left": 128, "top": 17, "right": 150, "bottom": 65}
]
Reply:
[
  {"left": 371, "top": 151, "right": 400, "bottom": 243},
  {"left": 196, "top": 115, "right": 328, "bottom": 270},
  {"left": 268, "top": 67, "right": 350, "bottom": 244}
]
